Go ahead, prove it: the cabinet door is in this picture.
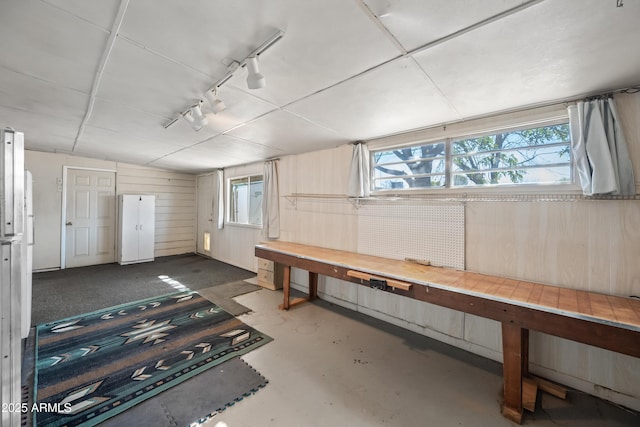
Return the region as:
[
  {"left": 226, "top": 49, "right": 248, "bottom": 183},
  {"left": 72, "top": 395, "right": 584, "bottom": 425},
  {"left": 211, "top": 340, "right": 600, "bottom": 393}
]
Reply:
[
  {"left": 119, "top": 195, "right": 139, "bottom": 263},
  {"left": 137, "top": 195, "right": 155, "bottom": 261}
]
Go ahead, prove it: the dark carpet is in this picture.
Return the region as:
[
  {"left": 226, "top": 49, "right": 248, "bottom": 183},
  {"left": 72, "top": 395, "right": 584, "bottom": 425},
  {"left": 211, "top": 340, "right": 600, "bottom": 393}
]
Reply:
[
  {"left": 34, "top": 292, "right": 272, "bottom": 427},
  {"left": 32, "top": 254, "right": 257, "bottom": 325}
]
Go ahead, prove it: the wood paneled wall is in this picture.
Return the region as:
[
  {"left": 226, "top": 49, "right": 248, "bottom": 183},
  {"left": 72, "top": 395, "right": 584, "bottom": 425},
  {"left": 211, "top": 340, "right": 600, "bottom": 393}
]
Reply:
[
  {"left": 116, "top": 164, "right": 196, "bottom": 257},
  {"left": 25, "top": 151, "right": 196, "bottom": 270}
]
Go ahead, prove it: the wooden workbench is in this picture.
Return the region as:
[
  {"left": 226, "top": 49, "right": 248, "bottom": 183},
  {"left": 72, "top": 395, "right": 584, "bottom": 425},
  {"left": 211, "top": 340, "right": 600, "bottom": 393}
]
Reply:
[{"left": 255, "top": 241, "right": 640, "bottom": 423}]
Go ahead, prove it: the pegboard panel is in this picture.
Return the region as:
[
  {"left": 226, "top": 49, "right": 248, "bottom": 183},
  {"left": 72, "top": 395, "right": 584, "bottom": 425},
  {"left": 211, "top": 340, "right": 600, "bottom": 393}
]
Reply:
[{"left": 357, "top": 202, "right": 464, "bottom": 270}]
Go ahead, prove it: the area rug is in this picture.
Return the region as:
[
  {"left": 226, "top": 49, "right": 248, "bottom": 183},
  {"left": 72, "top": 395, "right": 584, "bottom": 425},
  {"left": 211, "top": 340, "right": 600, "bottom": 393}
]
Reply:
[{"left": 34, "top": 291, "right": 272, "bottom": 427}]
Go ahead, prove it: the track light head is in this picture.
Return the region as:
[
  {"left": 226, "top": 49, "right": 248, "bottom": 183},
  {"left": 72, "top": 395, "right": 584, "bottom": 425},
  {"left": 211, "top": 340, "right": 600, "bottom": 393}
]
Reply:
[
  {"left": 191, "top": 102, "right": 208, "bottom": 127},
  {"left": 246, "top": 56, "right": 266, "bottom": 89},
  {"left": 204, "top": 89, "right": 226, "bottom": 114},
  {"left": 182, "top": 111, "right": 202, "bottom": 131}
]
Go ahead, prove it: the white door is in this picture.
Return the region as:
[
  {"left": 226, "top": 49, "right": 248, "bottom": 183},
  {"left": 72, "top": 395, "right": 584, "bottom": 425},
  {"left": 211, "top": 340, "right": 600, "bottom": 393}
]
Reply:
[
  {"left": 137, "top": 195, "right": 155, "bottom": 261},
  {"left": 65, "top": 169, "right": 116, "bottom": 268},
  {"left": 196, "top": 174, "right": 214, "bottom": 255},
  {"left": 119, "top": 195, "right": 139, "bottom": 263}
]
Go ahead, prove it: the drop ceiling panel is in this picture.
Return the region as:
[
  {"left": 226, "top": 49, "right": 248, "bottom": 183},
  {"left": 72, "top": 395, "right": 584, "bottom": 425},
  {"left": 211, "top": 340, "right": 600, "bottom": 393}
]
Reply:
[
  {"left": 119, "top": 0, "right": 287, "bottom": 79},
  {"left": 95, "top": 37, "right": 216, "bottom": 118},
  {"left": 74, "top": 126, "right": 189, "bottom": 165},
  {"left": 227, "top": 110, "right": 350, "bottom": 153},
  {"left": 199, "top": 86, "right": 278, "bottom": 134},
  {"left": 362, "top": 0, "right": 526, "bottom": 51},
  {"left": 223, "top": 0, "right": 403, "bottom": 106},
  {"left": 84, "top": 99, "right": 219, "bottom": 152},
  {"left": 0, "top": 106, "right": 77, "bottom": 153},
  {"left": 42, "top": 0, "right": 121, "bottom": 30},
  {"left": 0, "top": 0, "right": 109, "bottom": 92},
  {"left": 286, "top": 57, "right": 462, "bottom": 140},
  {"left": 0, "top": 67, "right": 89, "bottom": 122},
  {"left": 413, "top": 0, "right": 640, "bottom": 118},
  {"left": 149, "top": 134, "right": 284, "bottom": 172}
]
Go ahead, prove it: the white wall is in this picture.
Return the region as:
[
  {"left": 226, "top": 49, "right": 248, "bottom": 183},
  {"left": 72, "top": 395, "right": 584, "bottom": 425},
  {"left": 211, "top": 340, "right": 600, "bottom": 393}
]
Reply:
[
  {"left": 25, "top": 151, "right": 196, "bottom": 270},
  {"left": 198, "top": 163, "right": 264, "bottom": 272},
  {"left": 201, "top": 92, "right": 640, "bottom": 411}
]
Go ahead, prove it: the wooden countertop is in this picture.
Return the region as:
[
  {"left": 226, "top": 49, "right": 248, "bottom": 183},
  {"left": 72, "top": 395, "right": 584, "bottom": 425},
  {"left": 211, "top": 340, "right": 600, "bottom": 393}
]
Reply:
[{"left": 256, "top": 241, "right": 640, "bottom": 332}]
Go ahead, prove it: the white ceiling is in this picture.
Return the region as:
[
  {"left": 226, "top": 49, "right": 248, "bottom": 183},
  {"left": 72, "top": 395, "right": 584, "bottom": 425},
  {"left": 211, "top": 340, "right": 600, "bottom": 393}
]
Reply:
[{"left": 1, "top": 0, "right": 639, "bottom": 174}]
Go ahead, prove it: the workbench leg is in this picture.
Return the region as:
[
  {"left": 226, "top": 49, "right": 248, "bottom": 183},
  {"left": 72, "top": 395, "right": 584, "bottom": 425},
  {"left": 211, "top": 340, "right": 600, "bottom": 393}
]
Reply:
[
  {"left": 501, "top": 323, "right": 529, "bottom": 424},
  {"left": 281, "top": 265, "right": 291, "bottom": 310},
  {"left": 309, "top": 271, "right": 318, "bottom": 301}
]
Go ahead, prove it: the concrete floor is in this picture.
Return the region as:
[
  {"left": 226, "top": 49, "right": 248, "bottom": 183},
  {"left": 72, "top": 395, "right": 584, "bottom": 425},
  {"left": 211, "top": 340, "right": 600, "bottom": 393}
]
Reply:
[{"left": 203, "top": 289, "right": 638, "bottom": 427}]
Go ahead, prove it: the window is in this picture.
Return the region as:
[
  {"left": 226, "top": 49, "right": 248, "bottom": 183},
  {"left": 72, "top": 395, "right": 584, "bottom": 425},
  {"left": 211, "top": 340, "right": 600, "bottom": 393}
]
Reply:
[
  {"left": 373, "top": 142, "right": 446, "bottom": 190},
  {"left": 371, "top": 122, "right": 571, "bottom": 191},
  {"left": 228, "top": 175, "right": 263, "bottom": 225}
]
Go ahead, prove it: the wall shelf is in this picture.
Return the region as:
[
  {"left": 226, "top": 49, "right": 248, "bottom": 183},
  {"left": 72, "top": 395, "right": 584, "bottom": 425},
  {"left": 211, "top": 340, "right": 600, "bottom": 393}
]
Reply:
[{"left": 283, "top": 193, "right": 360, "bottom": 208}]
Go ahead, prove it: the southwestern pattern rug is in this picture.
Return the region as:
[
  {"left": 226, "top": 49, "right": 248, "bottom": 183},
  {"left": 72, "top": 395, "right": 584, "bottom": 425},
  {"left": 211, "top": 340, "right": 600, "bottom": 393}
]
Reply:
[{"left": 34, "top": 291, "right": 272, "bottom": 427}]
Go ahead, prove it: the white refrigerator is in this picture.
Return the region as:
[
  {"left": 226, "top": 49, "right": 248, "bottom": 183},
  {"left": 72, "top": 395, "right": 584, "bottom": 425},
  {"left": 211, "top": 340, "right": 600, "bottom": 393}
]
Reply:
[{"left": 0, "top": 129, "right": 33, "bottom": 427}]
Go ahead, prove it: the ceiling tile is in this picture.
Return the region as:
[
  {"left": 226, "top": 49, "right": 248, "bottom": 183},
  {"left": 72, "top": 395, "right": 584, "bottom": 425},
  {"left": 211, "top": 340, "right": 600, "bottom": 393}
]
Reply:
[
  {"left": 85, "top": 99, "right": 219, "bottom": 149},
  {"left": 119, "top": 0, "right": 287, "bottom": 80},
  {"left": 413, "top": 0, "right": 640, "bottom": 118},
  {"left": 42, "top": 0, "right": 121, "bottom": 30},
  {"left": 0, "top": 106, "right": 78, "bottom": 153},
  {"left": 0, "top": 67, "right": 89, "bottom": 122},
  {"left": 223, "top": 0, "right": 403, "bottom": 105},
  {"left": 227, "top": 110, "right": 350, "bottom": 153},
  {"left": 199, "top": 86, "right": 278, "bottom": 134},
  {"left": 96, "top": 37, "right": 221, "bottom": 118},
  {"left": 286, "top": 57, "right": 462, "bottom": 140},
  {"left": 362, "top": 0, "right": 526, "bottom": 52},
  {"left": 0, "top": 0, "right": 109, "bottom": 92},
  {"left": 149, "top": 134, "right": 285, "bottom": 172},
  {"left": 73, "top": 126, "right": 190, "bottom": 165}
]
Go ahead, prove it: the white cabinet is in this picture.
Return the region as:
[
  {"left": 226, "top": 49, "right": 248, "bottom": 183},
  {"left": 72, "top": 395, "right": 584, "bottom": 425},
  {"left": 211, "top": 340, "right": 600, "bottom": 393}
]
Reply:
[{"left": 118, "top": 195, "right": 155, "bottom": 265}]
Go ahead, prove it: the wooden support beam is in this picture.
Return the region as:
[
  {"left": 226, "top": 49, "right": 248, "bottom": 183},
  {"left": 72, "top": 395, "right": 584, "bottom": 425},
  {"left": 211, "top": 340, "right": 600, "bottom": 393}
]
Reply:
[
  {"left": 309, "top": 271, "right": 318, "bottom": 301},
  {"left": 530, "top": 375, "right": 567, "bottom": 400},
  {"left": 522, "top": 377, "right": 538, "bottom": 412},
  {"left": 281, "top": 264, "right": 291, "bottom": 310},
  {"left": 501, "top": 323, "right": 529, "bottom": 424}
]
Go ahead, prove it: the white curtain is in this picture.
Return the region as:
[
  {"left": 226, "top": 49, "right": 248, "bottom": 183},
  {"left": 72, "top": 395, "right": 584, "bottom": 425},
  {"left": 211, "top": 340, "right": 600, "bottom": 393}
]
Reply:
[
  {"left": 262, "top": 160, "right": 280, "bottom": 239},
  {"left": 216, "top": 169, "right": 224, "bottom": 229},
  {"left": 347, "top": 142, "right": 371, "bottom": 198},
  {"left": 568, "top": 97, "right": 635, "bottom": 196}
]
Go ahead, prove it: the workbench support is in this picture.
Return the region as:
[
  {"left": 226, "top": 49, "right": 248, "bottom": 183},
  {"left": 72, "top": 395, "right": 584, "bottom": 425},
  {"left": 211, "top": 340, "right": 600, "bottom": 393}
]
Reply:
[
  {"left": 501, "top": 323, "right": 529, "bottom": 424},
  {"left": 279, "top": 266, "right": 319, "bottom": 310},
  {"left": 309, "top": 271, "right": 318, "bottom": 301}
]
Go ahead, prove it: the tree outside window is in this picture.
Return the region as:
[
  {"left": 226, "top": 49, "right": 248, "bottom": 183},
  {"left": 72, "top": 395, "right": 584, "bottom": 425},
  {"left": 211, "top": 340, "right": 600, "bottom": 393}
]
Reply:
[
  {"left": 229, "top": 175, "right": 263, "bottom": 225},
  {"left": 372, "top": 123, "right": 571, "bottom": 190}
]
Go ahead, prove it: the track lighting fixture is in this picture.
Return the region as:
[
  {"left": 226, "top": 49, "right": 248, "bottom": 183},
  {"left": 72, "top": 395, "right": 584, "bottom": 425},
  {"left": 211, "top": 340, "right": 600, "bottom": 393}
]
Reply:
[
  {"left": 181, "top": 110, "right": 202, "bottom": 132},
  {"left": 245, "top": 56, "right": 266, "bottom": 89},
  {"left": 164, "top": 30, "right": 284, "bottom": 130},
  {"left": 204, "top": 88, "right": 226, "bottom": 114}
]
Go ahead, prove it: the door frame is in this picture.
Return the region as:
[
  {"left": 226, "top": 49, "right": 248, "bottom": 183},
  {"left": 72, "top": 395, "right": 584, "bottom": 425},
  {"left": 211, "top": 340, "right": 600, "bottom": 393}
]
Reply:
[
  {"left": 60, "top": 166, "right": 117, "bottom": 269},
  {"left": 196, "top": 172, "right": 216, "bottom": 257}
]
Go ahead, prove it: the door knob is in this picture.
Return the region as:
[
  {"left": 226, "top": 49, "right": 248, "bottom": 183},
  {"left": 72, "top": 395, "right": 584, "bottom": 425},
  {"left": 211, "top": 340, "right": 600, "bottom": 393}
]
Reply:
[{"left": 66, "top": 221, "right": 72, "bottom": 226}]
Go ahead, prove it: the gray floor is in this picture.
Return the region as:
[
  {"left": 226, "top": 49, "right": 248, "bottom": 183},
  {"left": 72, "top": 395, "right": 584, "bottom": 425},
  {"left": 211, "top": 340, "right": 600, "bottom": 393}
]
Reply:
[
  {"left": 204, "top": 290, "right": 639, "bottom": 427},
  {"left": 31, "top": 254, "right": 256, "bottom": 324}
]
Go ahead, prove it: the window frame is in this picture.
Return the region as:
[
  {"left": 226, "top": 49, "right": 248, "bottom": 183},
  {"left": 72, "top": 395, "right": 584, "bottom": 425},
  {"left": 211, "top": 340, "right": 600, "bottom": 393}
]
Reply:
[
  {"left": 226, "top": 174, "right": 264, "bottom": 228},
  {"left": 370, "top": 118, "right": 579, "bottom": 195}
]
